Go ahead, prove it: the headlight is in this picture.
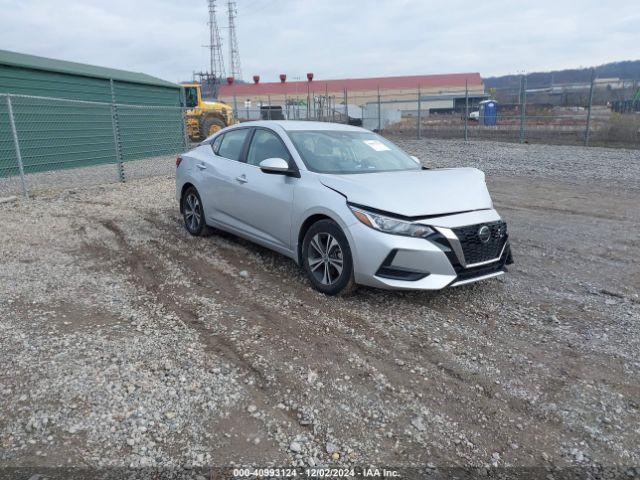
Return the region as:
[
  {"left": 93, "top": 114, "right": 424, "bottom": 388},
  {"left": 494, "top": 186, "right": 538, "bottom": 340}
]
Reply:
[{"left": 349, "top": 206, "right": 434, "bottom": 238}]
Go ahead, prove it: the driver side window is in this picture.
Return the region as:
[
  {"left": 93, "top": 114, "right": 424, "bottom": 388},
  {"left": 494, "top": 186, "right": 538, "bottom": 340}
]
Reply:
[{"left": 246, "top": 129, "right": 291, "bottom": 167}]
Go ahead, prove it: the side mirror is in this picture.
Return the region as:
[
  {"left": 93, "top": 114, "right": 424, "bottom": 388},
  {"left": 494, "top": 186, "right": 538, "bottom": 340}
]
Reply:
[
  {"left": 259, "top": 157, "right": 297, "bottom": 176},
  {"left": 411, "top": 155, "right": 430, "bottom": 170}
]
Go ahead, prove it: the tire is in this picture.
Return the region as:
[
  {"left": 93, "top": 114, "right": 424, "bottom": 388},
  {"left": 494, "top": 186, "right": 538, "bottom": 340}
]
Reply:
[
  {"left": 200, "top": 116, "right": 226, "bottom": 139},
  {"left": 181, "top": 186, "right": 213, "bottom": 237},
  {"left": 302, "top": 219, "right": 356, "bottom": 296}
]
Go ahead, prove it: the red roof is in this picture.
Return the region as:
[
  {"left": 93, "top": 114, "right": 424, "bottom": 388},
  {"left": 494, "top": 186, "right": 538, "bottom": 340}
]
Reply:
[{"left": 218, "top": 72, "right": 482, "bottom": 97}]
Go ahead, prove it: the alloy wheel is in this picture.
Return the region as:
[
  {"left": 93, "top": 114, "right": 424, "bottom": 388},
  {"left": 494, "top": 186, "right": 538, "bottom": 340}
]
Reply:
[
  {"left": 307, "top": 232, "right": 344, "bottom": 285},
  {"left": 184, "top": 193, "right": 202, "bottom": 232}
]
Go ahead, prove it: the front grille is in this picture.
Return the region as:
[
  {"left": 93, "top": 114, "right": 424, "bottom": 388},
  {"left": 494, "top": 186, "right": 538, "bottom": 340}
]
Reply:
[{"left": 452, "top": 221, "right": 507, "bottom": 265}]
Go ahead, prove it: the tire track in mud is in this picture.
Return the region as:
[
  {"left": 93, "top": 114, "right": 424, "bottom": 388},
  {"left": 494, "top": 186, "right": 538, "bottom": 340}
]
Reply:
[
  {"left": 88, "top": 217, "right": 274, "bottom": 390},
  {"left": 97, "top": 212, "right": 463, "bottom": 457},
  {"left": 79, "top": 240, "right": 308, "bottom": 463},
  {"left": 83, "top": 214, "right": 349, "bottom": 444},
  {"left": 144, "top": 211, "right": 478, "bottom": 391}
]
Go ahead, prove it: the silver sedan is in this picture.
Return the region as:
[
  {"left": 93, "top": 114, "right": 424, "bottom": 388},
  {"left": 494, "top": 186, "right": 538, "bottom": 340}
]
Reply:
[{"left": 176, "top": 121, "right": 513, "bottom": 295}]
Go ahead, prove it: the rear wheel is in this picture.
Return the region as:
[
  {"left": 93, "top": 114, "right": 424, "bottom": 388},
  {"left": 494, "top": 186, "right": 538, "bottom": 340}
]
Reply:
[
  {"left": 302, "top": 219, "right": 355, "bottom": 295},
  {"left": 182, "top": 187, "right": 212, "bottom": 236}
]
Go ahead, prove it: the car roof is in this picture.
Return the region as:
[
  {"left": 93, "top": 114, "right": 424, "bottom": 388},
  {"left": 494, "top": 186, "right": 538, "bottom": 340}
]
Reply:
[{"left": 233, "top": 120, "right": 367, "bottom": 132}]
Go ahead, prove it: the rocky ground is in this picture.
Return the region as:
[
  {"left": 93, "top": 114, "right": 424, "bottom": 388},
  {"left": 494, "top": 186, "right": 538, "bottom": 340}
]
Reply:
[{"left": 0, "top": 139, "right": 639, "bottom": 474}]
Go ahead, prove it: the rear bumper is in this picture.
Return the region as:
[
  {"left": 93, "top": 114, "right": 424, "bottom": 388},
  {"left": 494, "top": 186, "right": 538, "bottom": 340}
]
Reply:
[{"left": 348, "top": 209, "right": 512, "bottom": 290}]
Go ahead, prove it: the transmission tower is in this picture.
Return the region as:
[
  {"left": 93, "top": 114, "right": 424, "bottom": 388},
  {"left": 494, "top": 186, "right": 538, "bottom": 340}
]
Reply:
[
  {"left": 227, "top": 0, "right": 242, "bottom": 80},
  {"left": 205, "top": 0, "right": 225, "bottom": 81}
]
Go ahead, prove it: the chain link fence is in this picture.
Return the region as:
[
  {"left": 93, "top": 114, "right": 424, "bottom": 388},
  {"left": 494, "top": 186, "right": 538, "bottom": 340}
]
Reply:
[
  {"left": 2, "top": 78, "right": 639, "bottom": 199},
  {"left": 0, "top": 93, "right": 188, "bottom": 199},
  {"left": 230, "top": 76, "right": 640, "bottom": 150}
]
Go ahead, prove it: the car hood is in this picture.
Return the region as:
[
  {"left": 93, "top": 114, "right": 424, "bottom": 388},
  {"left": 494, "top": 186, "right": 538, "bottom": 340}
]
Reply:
[{"left": 319, "top": 168, "right": 493, "bottom": 217}]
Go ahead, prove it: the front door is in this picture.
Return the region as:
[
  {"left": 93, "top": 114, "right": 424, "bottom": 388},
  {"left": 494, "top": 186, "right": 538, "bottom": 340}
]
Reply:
[{"left": 227, "top": 128, "right": 296, "bottom": 250}]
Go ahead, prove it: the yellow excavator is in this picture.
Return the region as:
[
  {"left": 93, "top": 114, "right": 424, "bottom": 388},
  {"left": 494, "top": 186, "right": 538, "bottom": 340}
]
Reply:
[{"left": 183, "top": 83, "right": 235, "bottom": 141}]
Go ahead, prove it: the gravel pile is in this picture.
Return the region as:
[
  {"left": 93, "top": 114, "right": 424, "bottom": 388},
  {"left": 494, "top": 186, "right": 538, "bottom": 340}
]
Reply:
[{"left": 0, "top": 139, "right": 638, "bottom": 472}]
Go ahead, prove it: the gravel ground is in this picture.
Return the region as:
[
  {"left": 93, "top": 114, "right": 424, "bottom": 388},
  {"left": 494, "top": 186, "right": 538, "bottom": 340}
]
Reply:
[
  {"left": 0, "top": 139, "right": 639, "bottom": 474},
  {"left": 0, "top": 155, "right": 176, "bottom": 199}
]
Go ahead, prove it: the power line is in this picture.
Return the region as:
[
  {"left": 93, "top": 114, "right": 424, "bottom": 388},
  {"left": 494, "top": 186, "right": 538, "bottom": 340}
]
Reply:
[{"left": 240, "top": 0, "right": 277, "bottom": 16}]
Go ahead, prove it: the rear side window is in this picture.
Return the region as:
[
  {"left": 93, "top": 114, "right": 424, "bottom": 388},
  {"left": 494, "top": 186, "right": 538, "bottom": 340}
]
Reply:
[{"left": 217, "top": 129, "right": 250, "bottom": 161}]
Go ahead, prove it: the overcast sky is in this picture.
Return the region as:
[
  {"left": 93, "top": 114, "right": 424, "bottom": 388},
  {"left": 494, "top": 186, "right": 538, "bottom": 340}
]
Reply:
[{"left": 1, "top": 0, "right": 638, "bottom": 83}]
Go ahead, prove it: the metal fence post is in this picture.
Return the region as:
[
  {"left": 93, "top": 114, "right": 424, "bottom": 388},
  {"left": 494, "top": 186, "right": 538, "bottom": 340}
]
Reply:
[
  {"left": 417, "top": 86, "right": 422, "bottom": 140},
  {"left": 233, "top": 93, "right": 238, "bottom": 121},
  {"left": 179, "top": 89, "right": 190, "bottom": 149},
  {"left": 313, "top": 91, "right": 317, "bottom": 120},
  {"left": 343, "top": 88, "right": 348, "bottom": 124},
  {"left": 181, "top": 108, "right": 190, "bottom": 149},
  {"left": 464, "top": 80, "right": 469, "bottom": 141},
  {"left": 377, "top": 87, "right": 381, "bottom": 132},
  {"left": 284, "top": 93, "right": 288, "bottom": 119},
  {"left": 325, "top": 84, "right": 329, "bottom": 122},
  {"left": 109, "top": 79, "right": 125, "bottom": 182},
  {"left": 585, "top": 69, "right": 596, "bottom": 146},
  {"left": 519, "top": 75, "right": 527, "bottom": 144},
  {"left": 6, "top": 95, "right": 29, "bottom": 199}
]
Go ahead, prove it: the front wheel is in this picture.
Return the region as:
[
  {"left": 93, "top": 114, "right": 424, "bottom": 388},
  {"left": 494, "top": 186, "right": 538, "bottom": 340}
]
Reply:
[{"left": 302, "top": 219, "right": 355, "bottom": 295}]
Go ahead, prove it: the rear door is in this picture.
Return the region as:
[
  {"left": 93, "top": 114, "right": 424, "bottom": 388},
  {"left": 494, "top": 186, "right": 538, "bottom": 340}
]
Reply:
[
  {"left": 226, "top": 128, "right": 297, "bottom": 250},
  {"left": 198, "top": 127, "right": 252, "bottom": 229}
]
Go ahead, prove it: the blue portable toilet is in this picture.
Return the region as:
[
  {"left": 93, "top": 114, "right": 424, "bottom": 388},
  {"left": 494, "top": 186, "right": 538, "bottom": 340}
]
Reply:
[{"left": 479, "top": 100, "right": 497, "bottom": 126}]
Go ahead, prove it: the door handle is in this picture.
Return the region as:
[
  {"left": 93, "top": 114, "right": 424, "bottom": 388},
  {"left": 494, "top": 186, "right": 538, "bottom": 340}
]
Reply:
[
  {"left": 235, "top": 175, "right": 248, "bottom": 184},
  {"left": 196, "top": 163, "right": 207, "bottom": 170}
]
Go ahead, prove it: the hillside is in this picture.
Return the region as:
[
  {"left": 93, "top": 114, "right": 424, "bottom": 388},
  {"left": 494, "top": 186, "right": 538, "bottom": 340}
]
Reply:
[{"left": 484, "top": 60, "right": 640, "bottom": 89}]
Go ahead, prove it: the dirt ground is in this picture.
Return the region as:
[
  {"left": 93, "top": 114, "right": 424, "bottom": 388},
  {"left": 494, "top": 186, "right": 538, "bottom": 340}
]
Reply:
[{"left": 0, "top": 139, "right": 639, "bottom": 474}]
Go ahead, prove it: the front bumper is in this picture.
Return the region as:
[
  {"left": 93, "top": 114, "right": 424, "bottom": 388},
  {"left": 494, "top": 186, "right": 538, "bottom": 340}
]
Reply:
[{"left": 349, "top": 209, "right": 512, "bottom": 290}]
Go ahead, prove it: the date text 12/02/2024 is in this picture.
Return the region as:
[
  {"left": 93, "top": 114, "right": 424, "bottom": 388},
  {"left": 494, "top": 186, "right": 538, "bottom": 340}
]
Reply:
[{"left": 232, "top": 468, "right": 400, "bottom": 477}]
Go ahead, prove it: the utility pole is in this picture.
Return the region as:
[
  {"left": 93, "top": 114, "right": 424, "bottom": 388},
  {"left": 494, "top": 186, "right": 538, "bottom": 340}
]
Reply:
[{"left": 227, "top": 0, "right": 242, "bottom": 80}]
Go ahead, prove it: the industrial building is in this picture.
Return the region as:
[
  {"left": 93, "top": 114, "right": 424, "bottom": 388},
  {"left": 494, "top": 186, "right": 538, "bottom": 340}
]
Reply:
[
  {"left": 0, "top": 49, "right": 184, "bottom": 177},
  {"left": 217, "top": 72, "right": 487, "bottom": 123}
]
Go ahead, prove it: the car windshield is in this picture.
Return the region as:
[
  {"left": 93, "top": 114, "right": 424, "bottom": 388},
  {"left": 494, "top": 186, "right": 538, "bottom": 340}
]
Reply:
[{"left": 287, "top": 130, "right": 421, "bottom": 174}]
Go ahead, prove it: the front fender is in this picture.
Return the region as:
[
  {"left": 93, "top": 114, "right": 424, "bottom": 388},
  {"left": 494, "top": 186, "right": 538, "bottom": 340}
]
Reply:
[{"left": 291, "top": 178, "right": 359, "bottom": 264}]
